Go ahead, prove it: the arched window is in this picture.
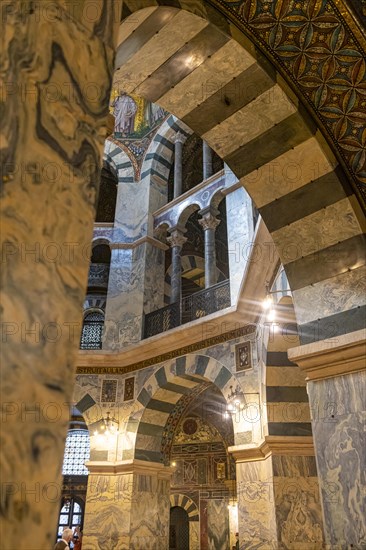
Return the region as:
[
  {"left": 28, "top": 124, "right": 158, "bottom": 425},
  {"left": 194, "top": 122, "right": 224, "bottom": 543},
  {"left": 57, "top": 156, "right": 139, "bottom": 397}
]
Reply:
[
  {"left": 80, "top": 310, "right": 104, "bottom": 350},
  {"left": 56, "top": 427, "right": 90, "bottom": 540},
  {"left": 57, "top": 497, "right": 84, "bottom": 539}
]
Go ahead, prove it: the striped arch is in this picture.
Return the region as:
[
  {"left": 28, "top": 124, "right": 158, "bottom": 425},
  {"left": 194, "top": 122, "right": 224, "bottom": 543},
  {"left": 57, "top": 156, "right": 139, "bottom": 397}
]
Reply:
[
  {"left": 132, "top": 354, "right": 242, "bottom": 464},
  {"left": 83, "top": 297, "right": 107, "bottom": 313},
  {"left": 140, "top": 115, "right": 191, "bottom": 187},
  {"left": 114, "top": 6, "right": 365, "bottom": 345},
  {"left": 164, "top": 255, "right": 226, "bottom": 302},
  {"left": 263, "top": 297, "right": 311, "bottom": 438},
  {"left": 170, "top": 494, "right": 199, "bottom": 522},
  {"left": 103, "top": 137, "right": 135, "bottom": 183}
]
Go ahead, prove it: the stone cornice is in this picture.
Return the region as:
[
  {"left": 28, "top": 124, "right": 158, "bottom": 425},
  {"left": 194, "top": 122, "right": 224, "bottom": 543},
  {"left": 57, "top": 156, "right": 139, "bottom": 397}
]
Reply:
[
  {"left": 85, "top": 459, "right": 173, "bottom": 479},
  {"left": 76, "top": 322, "right": 256, "bottom": 375},
  {"left": 288, "top": 329, "right": 366, "bottom": 382},
  {"left": 229, "top": 436, "right": 315, "bottom": 462},
  {"left": 109, "top": 235, "right": 168, "bottom": 251}
]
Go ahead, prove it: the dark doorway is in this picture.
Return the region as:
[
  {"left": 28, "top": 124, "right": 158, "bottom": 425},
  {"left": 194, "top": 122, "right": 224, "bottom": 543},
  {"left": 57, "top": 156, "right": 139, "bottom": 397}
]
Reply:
[{"left": 169, "top": 506, "right": 190, "bottom": 550}]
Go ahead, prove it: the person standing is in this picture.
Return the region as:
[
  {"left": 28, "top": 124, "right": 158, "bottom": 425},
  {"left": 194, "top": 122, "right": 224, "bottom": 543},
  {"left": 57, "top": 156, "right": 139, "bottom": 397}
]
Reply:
[{"left": 54, "top": 528, "right": 73, "bottom": 550}]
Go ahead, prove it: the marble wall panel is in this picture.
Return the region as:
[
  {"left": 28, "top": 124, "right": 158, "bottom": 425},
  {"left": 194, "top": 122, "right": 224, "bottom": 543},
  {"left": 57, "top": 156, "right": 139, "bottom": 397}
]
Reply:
[
  {"left": 226, "top": 186, "right": 254, "bottom": 305},
  {"left": 308, "top": 371, "right": 366, "bottom": 548},
  {"left": 129, "top": 474, "right": 170, "bottom": 550},
  {"left": 83, "top": 473, "right": 132, "bottom": 550},
  {"left": 190, "top": 521, "right": 200, "bottom": 550},
  {"left": 103, "top": 240, "right": 165, "bottom": 349},
  {"left": 207, "top": 499, "right": 230, "bottom": 550},
  {"left": 236, "top": 458, "right": 278, "bottom": 549},
  {"left": 272, "top": 455, "right": 323, "bottom": 549}
]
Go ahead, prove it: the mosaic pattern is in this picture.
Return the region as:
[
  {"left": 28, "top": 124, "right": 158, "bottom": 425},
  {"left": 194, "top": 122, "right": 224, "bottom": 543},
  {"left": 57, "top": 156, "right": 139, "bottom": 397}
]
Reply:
[{"left": 213, "top": 0, "right": 366, "bottom": 204}]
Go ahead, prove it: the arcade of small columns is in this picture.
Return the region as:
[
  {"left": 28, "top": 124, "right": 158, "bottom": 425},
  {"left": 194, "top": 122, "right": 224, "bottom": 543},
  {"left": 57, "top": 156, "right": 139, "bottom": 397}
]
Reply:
[{"left": 164, "top": 136, "right": 222, "bottom": 303}]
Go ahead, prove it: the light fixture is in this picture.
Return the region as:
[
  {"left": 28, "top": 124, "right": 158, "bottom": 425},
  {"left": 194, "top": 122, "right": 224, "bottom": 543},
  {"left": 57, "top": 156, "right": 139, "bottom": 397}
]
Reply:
[
  {"left": 93, "top": 411, "right": 119, "bottom": 437},
  {"left": 225, "top": 385, "right": 245, "bottom": 416}
]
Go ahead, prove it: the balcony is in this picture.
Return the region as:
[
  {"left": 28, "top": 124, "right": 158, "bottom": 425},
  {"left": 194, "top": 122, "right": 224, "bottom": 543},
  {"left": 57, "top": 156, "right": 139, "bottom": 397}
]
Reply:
[{"left": 143, "top": 280, "right": 230, "bottom": 339}]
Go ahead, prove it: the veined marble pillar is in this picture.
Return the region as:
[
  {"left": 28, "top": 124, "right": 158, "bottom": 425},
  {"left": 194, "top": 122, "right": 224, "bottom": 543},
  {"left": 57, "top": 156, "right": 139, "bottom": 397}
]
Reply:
[
  {"left": 203, "top": 141, "right": 213, "bottom": 180},
  {"left": 230, "top": 437, "right": 324, "bottom": 549},
  {"left": 198, "top": 208, "right": 220, "bottom": 288},
  {"left": 83, "top": 460, "right": 172, "bottom": 550},
  {"left": 289, "top": 330, "right": 366, "bottom": 549},
  {"left": 173, "top": 133, "right": 184, "bottom": 199},
  {"left": 1, "top": 2, "right": 121, "bottom": 548},
  {"left": 167, "top": 227, "right": 187, "bottom": 304}
]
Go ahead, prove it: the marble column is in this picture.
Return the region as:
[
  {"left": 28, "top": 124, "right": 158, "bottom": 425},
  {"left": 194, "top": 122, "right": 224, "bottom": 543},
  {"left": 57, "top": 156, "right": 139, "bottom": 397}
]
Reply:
[
  {"left": 1, "top": 2, "right": 121, "bottom": 548},
  {"left": 289, "top": 329, "right": 366, "bottom": 549},
  {"left": 230, "top": 437, "right": 324, "bottom": 549},
  {"left": 167, "top": 227, "right": 187, "bottom": 304},
  {"left": 203, "top": 140, "right": 213, "bottom": 180},
  {"left": 83, "top": 460, "right": 172, "bottom": 550},
  {"left": 173, "top": 133, "right": 185, "bottom": 199},
  {"left": 198, "top": 208, "right": 220, "bottom": 288}
]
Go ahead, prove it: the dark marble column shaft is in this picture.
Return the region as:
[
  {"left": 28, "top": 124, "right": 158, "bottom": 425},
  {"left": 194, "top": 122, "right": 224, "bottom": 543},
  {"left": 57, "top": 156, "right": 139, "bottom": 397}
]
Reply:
[
  {"left": 203, "top": 140, "right": 213, "bottom": 180},
  {"left": 167, "top": 228, "right": 187, "bottom": 304},
  {"left": 173, "top": 133, "right": 184, "bottom": 199},
  {"left": 199, "top": 208, "right": 220, "bottom": 288}
]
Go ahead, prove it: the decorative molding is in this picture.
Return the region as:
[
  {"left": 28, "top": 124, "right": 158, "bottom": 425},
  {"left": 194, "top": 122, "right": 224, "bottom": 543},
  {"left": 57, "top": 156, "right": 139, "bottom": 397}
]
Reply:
[
  {"left": 109, "top": 235, "right": 168, "bottom": 251},
  {"left": 288, "top": 328, "right": 366, "bottom": 381},
  {"left": 85, "top": 459, "right": 174, "bottom": 478},
  {"left": 229, "top": 436, "right": 315, "bottom": 461},
  {"left": 76, "top": 325, "right": 256, "bottom": 375}
]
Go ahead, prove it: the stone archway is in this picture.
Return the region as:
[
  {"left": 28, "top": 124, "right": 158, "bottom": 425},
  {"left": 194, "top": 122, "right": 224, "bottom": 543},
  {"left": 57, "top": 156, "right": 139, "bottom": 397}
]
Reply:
[
  {"left": 133, "top": 354, "right": 250, "bottom": 463},
  {"left": 170, "top": 495, "right": 199, "bottom": 550},
  {"left": 114, "top": 6, "right": 365, "bottom": 344}
]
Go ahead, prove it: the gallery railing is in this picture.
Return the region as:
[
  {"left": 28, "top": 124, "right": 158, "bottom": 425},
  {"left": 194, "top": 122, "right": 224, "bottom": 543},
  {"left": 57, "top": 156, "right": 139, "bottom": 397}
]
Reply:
[{"left": 143, "top": 280, "right": 230, "bottom": 338}]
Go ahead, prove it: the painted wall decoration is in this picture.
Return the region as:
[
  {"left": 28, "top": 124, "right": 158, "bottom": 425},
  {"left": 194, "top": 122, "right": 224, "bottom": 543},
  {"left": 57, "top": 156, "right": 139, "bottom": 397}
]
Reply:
[
  {"left": 124, "top": 377, "right": 135, "bottom": 401},
  {"left": 101, "top": 379, "right": 118, "bottom": 403},
  {"left": 109, "top": 90, "right": 167, "bottom": 165},
  {"left": 235, "top": 341, "right": 253, "bottom": 372}
]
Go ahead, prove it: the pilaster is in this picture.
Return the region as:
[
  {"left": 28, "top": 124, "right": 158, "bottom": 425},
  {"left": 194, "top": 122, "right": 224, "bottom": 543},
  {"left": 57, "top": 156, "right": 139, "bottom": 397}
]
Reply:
[
  {"left": 289, "top": 330, "right": 366, "bottom": 549},
  {"left": 230, "top": 436, "right": 324, "bottom": 549}
]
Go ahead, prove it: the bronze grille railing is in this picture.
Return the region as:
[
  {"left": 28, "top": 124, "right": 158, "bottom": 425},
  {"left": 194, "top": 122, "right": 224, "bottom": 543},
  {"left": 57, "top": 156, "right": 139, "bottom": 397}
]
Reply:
[
  {"left": 143, "top": 301, "right": 181, "bottom": 339},
  {"left": 143, "top": 280, "right": 230, "bottom": 338}
]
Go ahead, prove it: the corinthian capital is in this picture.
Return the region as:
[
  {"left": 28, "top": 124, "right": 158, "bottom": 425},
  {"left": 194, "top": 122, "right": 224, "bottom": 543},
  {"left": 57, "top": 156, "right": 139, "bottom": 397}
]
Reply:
[
  {"left": 198, "top": 212, "right": 220, "bottom": 231},
  {"left": 167, "top": 228, "right": 187, "bottom": 249}
]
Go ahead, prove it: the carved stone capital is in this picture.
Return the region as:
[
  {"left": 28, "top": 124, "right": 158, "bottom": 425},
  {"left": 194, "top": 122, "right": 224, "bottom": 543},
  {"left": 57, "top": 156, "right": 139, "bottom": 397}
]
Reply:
[
  {"left": 167, "top": 229, "right": 187, "bottom": 249},
  {"left": 198, "top": 212, "right": 220, "bottom": 231},
  {"left": 174, "top": 131, "right": 185, "bottom": 145}
]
